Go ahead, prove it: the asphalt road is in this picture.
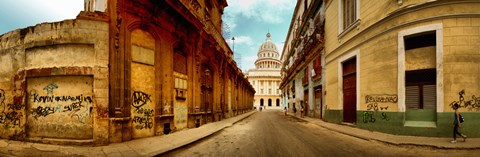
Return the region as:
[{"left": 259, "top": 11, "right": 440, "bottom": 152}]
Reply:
[{"left": 163, "top": 110, "right": 477, "bottom": 157}]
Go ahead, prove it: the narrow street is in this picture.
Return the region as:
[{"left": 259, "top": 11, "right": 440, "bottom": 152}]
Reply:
[{"left": 163, "top": 110, "right": 476, "bottom": 157}]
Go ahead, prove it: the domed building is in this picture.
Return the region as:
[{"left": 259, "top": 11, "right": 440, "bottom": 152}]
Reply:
[{"left": 246, "top": 33, "right": 282, "bottom": 110}]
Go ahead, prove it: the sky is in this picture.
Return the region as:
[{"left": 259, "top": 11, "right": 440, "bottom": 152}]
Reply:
[
  {"left": 223, "top": 0, "right": 296, "bottom": 71},
  {"left": 0, "top": 0, "right": 83, "bottom": 35},
  {"left": 0, "top": 0, "right": 296, "bottom": 71}
]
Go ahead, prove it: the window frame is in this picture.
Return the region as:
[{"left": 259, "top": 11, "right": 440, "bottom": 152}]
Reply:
[{"left": 337, "top": 0, "right": 360, "bottom": 38}]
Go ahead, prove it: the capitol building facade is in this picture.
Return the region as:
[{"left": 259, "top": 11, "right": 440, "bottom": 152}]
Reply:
[{"left": 246, "top": 33, "right": 282, "bottom": 110}]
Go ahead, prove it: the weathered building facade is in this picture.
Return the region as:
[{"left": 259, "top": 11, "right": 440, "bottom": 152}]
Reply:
[
  {"left": 282, "top": 0, "right": 480, "bottom": 137},
  {"left": 280, "top": 0, "right": 325, "bottom": 118},
  {"left": 0, "top": 0, "right": 254, "bottom": 145},
  {"left": 246, "top": 33, "right": 282, "bottom": 110}
]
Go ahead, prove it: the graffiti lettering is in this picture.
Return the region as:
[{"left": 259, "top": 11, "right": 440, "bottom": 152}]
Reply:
[
  {"left": 33, "top": 94, "right": 93, "bottom": 104},
  {"left": 363, "top": 111, "right": 390, "bottom": 123},
  {"left": 0, "top": 89, "right": 23, "bottom": 128},
  {"left": 64, "top": 102, "right": 84, "bottom": 112},
  {"left": 449, "top": 90, "right": 480, "bottom": 111},
  {"left": 132, "top": 91, "right": 152, "bottom": 109},
  {"left": 367, "top": 103, "right": 379, "bottom": 111},
  {"left": 363, "top": 111, "right": 375, "bottom": 123},
  {"left": 32, "top": 106, "right": 55, "bottom": 118},
  {"left": 132, "top": 107, "right": 154, "bottom": 130},
  {"left": 365, "top": 95, "right": 398, "bottom": 103},
  {"left": 43, "top": 83, "right": 58, "bottom": 94},
  {"left": 381, "top": 112, "right": 390, "bottom": 121},
  {"left": 366, "top": 103, "right": 389, "bottom": 111}
]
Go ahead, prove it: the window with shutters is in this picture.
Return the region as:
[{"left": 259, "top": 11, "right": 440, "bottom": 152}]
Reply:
[
  {"left": 302, "top": 68, "right": 309, "bottom": 86},
  {"left": 339, "top": 0, "right": 359, "bottom": 31},
  {"left": 405, "top": 69, "right": 436, "bottom": 109},
  {"left": 312, "top": 55, "right": 322, "bottom": 80}
]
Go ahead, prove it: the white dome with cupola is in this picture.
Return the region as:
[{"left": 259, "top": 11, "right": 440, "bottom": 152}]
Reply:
[{"left": 255, "top": 33, "right": 281, "bottom": 69}]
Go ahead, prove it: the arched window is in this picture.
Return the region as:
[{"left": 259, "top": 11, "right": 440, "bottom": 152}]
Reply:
[{"left": 268, "top": 99, "right": 272, "bottom": 106}]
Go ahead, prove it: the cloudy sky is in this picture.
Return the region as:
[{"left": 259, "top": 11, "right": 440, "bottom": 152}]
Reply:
[
  {"left": 224, "top": 0, "right": 296, "bottom": 71},
  {"left": 0, "top": 0, "right": 83, "bottom": 35},
  {"left": 0, "top": 0, "right": 295, "bottom": 71}
]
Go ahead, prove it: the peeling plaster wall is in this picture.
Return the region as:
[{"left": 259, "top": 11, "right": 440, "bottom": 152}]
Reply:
[{"left": 0, "top": 19, "right": 109, "bottom": 144}]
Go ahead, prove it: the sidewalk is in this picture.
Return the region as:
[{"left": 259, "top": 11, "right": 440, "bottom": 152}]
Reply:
[
  {"left": 0, "top": 111, "right": 256, "bottom": 157},
  {"left": 287, "top": 112, "right": 480, "bottom": 149}
]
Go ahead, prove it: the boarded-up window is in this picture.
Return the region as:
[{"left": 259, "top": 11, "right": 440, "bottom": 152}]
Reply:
[{"left": 174, "top": 49, "right": 187, "bottom": 74}]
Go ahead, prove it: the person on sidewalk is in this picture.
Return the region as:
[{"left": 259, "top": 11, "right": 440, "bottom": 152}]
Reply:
[
  {"left": 293, "top": 107, "right": 297, "bottom": 116},
  {"left": 452, "top": 103, "right": 467, "bottom": 143},
  {"left": 300, "top": 106, "right": 304, "bottom": 118},
  {"left": 284, "top": 107, "right": 288, "bottom": 116}
]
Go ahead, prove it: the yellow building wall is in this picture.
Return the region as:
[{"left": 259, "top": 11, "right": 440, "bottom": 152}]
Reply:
[{"left": 325, "top": 1, "right": 480, "bottom": 113}]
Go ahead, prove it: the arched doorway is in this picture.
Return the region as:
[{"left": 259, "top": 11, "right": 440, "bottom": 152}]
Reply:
[
  {"left": 268, "top": 99, "right": 272, "bottom": 106},
  {"left": 276, "top": 99, "right": 280, "bottom": 107},
  {"left": 260, "top": 99, "right": 264, "bottom": 106}
]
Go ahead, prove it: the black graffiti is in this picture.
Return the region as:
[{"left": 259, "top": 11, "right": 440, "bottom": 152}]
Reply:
[
  {"left": 363, "top": 111, "right": 375, "bottom": 123},
  {"left": 381, "top": 112, "right": 390, "bottom": 121},
  {"left": 33, "top": 94, "right": 93, "bottom": 104},
  {"left": 0, "top": 89, "right": 23, "bottom": 128},
  {"left": 0, "top": 111, "right": 21, "bottom": 127},
  {"left": 133, "top": 107, "right": 154, "bottom": 130},
  {"left": 63, "top": 102, "right": 84, "bottom": 112},
  {"left": 449, "top": 90, "right": 480, "bottom": 111},
  {"left": 7, "top": 103, "right": 24, "bottom": 111},
  {"left": 132, "top": 91, "right": 152, "bottom": 109},
  {"left": 365, "top": 95, "right": 398, "bottom": 103},
  {"left": 367, "top": 103, "right": 389, "bottom": 111},
  {"left": 363, "top": 111, "right": 390, "bottom": 123},
  {"left": 135, "top": 108, "right": 153, "bottom": 116},
  {"left": 32, "top": 106, "right": 55, "bottom": 118}
]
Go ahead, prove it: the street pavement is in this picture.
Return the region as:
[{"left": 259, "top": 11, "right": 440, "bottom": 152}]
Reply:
[
  {"left": 165, "top": 110, "right": 479, "bottom": 157},
  {"left": 0, "top": 110, "right": 479, "bottom": 157}
]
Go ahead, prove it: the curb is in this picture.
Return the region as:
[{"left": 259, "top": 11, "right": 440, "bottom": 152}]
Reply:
[
  {"left": 287, "top": 113, "right": 480, "bottom": 150},
  {"left": 153, "top": 111, "right": 257, "bottom": 156}
]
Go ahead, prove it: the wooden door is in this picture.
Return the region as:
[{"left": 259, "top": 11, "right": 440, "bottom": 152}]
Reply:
[
  {"left": 315, "top": 87, "right": 322, "bottom": 119},
  {"left": 343, "top": 58, "right": 356, "bottom": 123}
]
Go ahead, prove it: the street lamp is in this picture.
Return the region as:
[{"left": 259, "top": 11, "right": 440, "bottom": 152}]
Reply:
[{"left": 231, "top": 37, "right": 235, "bottom": 54}]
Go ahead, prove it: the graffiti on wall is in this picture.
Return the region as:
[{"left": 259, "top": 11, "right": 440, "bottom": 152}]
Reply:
[
  {"left": 132, "top": 107, "right": 153, "bottom": 130},
  {"left": 132, "top": 91, "right": 152, "bottom": 109},
  {"left": 29, "top": 84, "right": 93, "bottom": 124},
  {"left": 0, "top": 89, "right": 23, "bottom": 128},
  {"left": 449, "top": 90, "right": 480, "bottom": 111},
  {"left": 131, "top": 91, "right": 154, "bottom": 130},
  {"left": 363, "top": 94, "right": 396, "bottom": 123},
  {"left": 363, "top": 111, "right": 390, "bottom": 123}
]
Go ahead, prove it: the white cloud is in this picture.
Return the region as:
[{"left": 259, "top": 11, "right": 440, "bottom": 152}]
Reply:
[
  {"left": 225, "top": 0, "right": 295, "bottom": 24},
  {"left": 223, "top": 0, "right": 295, "bottom": 32},
  {"left": 228, "top": 35, "right": 254, "bottom": 46}
]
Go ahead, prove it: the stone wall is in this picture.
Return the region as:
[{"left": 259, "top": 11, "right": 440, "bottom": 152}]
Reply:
[{"left": 0, "top": 19, "right": 109, "bottom": 144}]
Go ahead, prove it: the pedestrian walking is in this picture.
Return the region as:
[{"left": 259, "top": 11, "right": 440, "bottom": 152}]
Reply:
[
  {"left": 293, "top": 107, "right": 297, "bottom": 116},
  {"left": 300, "top": 106, "right": 304, "bottom": 118},
  {"left": 451, "top": 103, "right": 467, "bottom": 143},
  {"left": 284, "top": 107, "right": 287, "bottom": 116}
]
